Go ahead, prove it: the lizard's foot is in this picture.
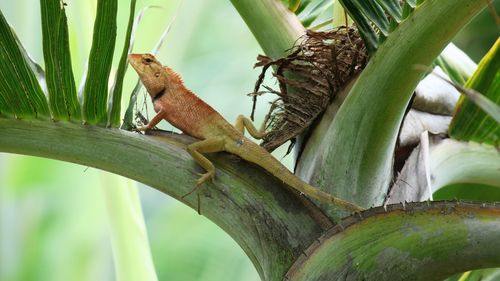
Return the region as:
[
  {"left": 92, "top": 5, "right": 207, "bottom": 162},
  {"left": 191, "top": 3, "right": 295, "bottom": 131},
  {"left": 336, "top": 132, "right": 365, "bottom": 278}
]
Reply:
[
  {"left": 181, "top": 171, "right": 214, "bottom": 199},
  {"left": 196, "top": 171, "right": 215, "bottom": 186},
  {"left": 134, "top": 125, "right": 148, "bottom": 132}
]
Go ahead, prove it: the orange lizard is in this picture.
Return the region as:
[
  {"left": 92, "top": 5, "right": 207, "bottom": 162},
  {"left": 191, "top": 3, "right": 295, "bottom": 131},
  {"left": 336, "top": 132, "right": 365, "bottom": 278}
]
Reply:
[{"left": 128, "top": 53, "right": 363, "bottom": 212}]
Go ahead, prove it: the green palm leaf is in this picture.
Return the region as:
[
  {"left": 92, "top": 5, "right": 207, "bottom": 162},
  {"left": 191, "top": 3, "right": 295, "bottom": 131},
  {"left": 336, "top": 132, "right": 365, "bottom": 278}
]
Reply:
[
  {"left": 338, "top": 0, "right": 419, "bottom": 53},
  {"left": 301, "top": 0, "right": 334, "bottom": 28},
  {"left": 283, "top": 0, "right": 425, "bottom": 53},
  {"left": 11, "top": 25, "right": 47, "bottom": 91},
  {"left": 450, "top": 38, "right": 500, "bottom": 144},
  {"left": 41, "top": 0, "right": 81, "bottom": 120},
  {"left": 82, "top": 0, "right": 117, "bottom": 125},
  {"left": 376, "top": 0, "right": 403, "bottom": 22},
  {"left": 108, "top": 0, "right": 137, "bottom": 127},
  {"left": 434, "top": 43, "right": 477, "bottom": 85},
  {"left": 0, "top": 10, "right": 49, "bottom": 119}
]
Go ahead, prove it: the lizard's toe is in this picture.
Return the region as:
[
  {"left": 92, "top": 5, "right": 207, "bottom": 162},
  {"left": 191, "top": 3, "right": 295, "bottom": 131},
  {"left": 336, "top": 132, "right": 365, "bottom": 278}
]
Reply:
[
  {"left": 134, "top": 125, "right": 148, "bottom": 132},
  {"left": 182, "top": 172, "right": 214, "bottom": 199}
]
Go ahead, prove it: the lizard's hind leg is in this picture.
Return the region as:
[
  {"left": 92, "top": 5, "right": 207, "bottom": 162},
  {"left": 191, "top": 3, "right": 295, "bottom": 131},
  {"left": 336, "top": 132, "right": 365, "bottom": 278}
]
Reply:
[
  {"left": 185, "top": 137, "right": 225, "bottom": 192},
  {"left": 234, "top": 115, "right": 268, "bottom": 139}
]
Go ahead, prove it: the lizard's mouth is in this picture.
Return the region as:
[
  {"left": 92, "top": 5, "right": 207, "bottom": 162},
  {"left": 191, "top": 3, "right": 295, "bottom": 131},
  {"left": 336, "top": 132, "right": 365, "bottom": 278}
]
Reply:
[
  {"left": 128, "top": 53, "right": 141, "bottom": 61},
  {"left": 128, "top": 54, "right": 143, "bottom": 71}
]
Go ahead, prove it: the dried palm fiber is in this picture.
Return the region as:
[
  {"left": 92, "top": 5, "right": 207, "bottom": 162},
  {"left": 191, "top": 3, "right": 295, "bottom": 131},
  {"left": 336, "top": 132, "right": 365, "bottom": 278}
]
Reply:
[{"left": 252, "top": 26, "right": 368, "bottom": 152}]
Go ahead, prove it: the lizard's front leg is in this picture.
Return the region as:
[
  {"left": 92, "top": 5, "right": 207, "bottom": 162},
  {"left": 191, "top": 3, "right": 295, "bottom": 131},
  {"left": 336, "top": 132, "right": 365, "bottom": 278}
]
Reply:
[
  {"left": 136, "top": 109, "right": 167, "bottom": 131},
  {"left": 186, "top": 137, "right": 226, "bottom": 187}
]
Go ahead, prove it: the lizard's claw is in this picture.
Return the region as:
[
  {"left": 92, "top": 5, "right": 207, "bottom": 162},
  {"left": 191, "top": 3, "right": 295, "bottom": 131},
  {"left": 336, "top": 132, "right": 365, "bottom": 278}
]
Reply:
[{"left": 181, "top": 186, "right": 199, "bottom": 199}]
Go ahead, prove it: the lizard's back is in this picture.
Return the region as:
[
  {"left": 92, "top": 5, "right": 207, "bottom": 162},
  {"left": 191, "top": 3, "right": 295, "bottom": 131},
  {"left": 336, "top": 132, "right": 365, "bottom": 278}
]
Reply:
[{"left": 155, "top": 67, "right": 239, "bottom": 140}]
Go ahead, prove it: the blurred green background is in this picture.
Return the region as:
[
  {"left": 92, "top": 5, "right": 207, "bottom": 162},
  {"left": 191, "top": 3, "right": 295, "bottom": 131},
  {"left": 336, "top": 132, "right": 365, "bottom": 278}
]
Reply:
[{"left": 0, "top": 1, "right": 497, "bottom": 280}]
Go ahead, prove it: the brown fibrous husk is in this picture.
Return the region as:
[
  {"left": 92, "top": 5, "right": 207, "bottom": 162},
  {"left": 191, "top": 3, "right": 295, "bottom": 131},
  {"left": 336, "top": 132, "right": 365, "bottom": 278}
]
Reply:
[{"left": 252, "top": 26, "right": 368, "bottom": 152}]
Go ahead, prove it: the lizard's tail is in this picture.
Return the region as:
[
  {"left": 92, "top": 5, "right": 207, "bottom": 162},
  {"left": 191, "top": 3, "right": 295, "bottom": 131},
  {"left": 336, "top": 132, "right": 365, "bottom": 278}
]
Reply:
[{"left": 232, "top": 140, "right": 364, "bottom": 213}]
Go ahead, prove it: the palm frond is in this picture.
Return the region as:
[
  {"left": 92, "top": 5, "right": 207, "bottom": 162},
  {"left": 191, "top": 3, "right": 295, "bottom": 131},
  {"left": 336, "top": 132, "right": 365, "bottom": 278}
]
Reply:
[
  {"left": 434, "top": 43, "right": 477, "bottom": 85},
  {"left": 377, "top": 0, "right": 403, "bottom": 22},
  {"left": 11, "top": 26, "right": 47, "bottom": 93},
  {"left": 1, "top": 0, "right": 152, "bottom": 129},
  {"left": 282, "top": 0, "right": 427, "bottom": 54},
  {"left": 338, "top": 0, "right": 422, "bottom": 53},
  {"left": 285, "top": 0, "right": 335, "bottom": 29},
  {"left": 301, "top": 0, "right": 334, "bottom": 28},
  {"left": 287, "top": 0, "right": 302, "bottom": 13},
  {"left": 82, "top": 0, "right": 118, "bottom": 125},
  {"left": 0, "top": 10, "right": 49, "bottom": 119},
  {"left": 108, "top": 0, "right": 137, "bottom": 127},
  {"left": 41, "top": 0, "right": 81, "bottom": 121},
  {"left": 450, "top": 39, "right": 500, "bottom": 145}
]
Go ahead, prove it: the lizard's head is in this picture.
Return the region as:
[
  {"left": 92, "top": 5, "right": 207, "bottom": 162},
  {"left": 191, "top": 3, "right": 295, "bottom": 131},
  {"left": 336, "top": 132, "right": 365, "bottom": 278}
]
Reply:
[{"left": 128, "top": 53, "right": 168, "bottom": 99}]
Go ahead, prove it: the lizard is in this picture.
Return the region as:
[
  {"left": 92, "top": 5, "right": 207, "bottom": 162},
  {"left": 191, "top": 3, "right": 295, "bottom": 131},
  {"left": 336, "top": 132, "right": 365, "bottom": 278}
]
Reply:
[{"left": 128, "top": 53, "right": 363, "bottom": 213}]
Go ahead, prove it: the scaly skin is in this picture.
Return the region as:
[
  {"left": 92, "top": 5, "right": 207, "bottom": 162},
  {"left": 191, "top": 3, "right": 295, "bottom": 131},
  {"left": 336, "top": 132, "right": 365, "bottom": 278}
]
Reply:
[{"left": 128, "top": 53, "right": 363, "bottom": 213}]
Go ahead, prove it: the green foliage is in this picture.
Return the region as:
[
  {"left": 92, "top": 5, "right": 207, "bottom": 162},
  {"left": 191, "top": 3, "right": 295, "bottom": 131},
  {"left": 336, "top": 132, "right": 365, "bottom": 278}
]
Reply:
[
  {"left": 0, "top": 10, "right": 49, "bottom": 118},
  {"left": 434, "top": 44, "right": 476, "bottom": 85},
  {"left": 450, "top": 39, "right": 500, "bottom": 144},
  {"left": 3, "top": 0, "right": 140, "bottom": 127},
  {"left": 338, "top": 0, "right": 421, "bottom": 53},
  {"left": 300, "top": 0, "right": 334, "bottom": 28},
  {"left": 434, "top": 183, "right": 500, "bottom": 202},
  {"left": 82, "top": 0, "right": 118, "bottom": 125},
  {"left": 298, "top": 0, "right": 489, "bottom": 213},
  {"left": 108, "top": 0, "right": 137, "bottom": 127},
  {"left": 282, "top": 0, "right": 425, "bottom": 53},
  {"left": 102, "top": 174, "right": 158, "bottom": 281},
  {"left": 281, "top": 0, "right": 338, "bottom": 29},
  {"left": 40, "top": 0, "right": 80, "bottom": 120}
]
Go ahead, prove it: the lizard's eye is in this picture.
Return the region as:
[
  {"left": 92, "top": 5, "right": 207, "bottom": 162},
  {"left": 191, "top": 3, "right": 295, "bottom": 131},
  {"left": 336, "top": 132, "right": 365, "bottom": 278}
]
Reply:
[
  {"left": 143, "top": 57, "right": 153, "bottom": 64},
  {"left": 154, "top": 72, "right": 160, "bottom": 77}
]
